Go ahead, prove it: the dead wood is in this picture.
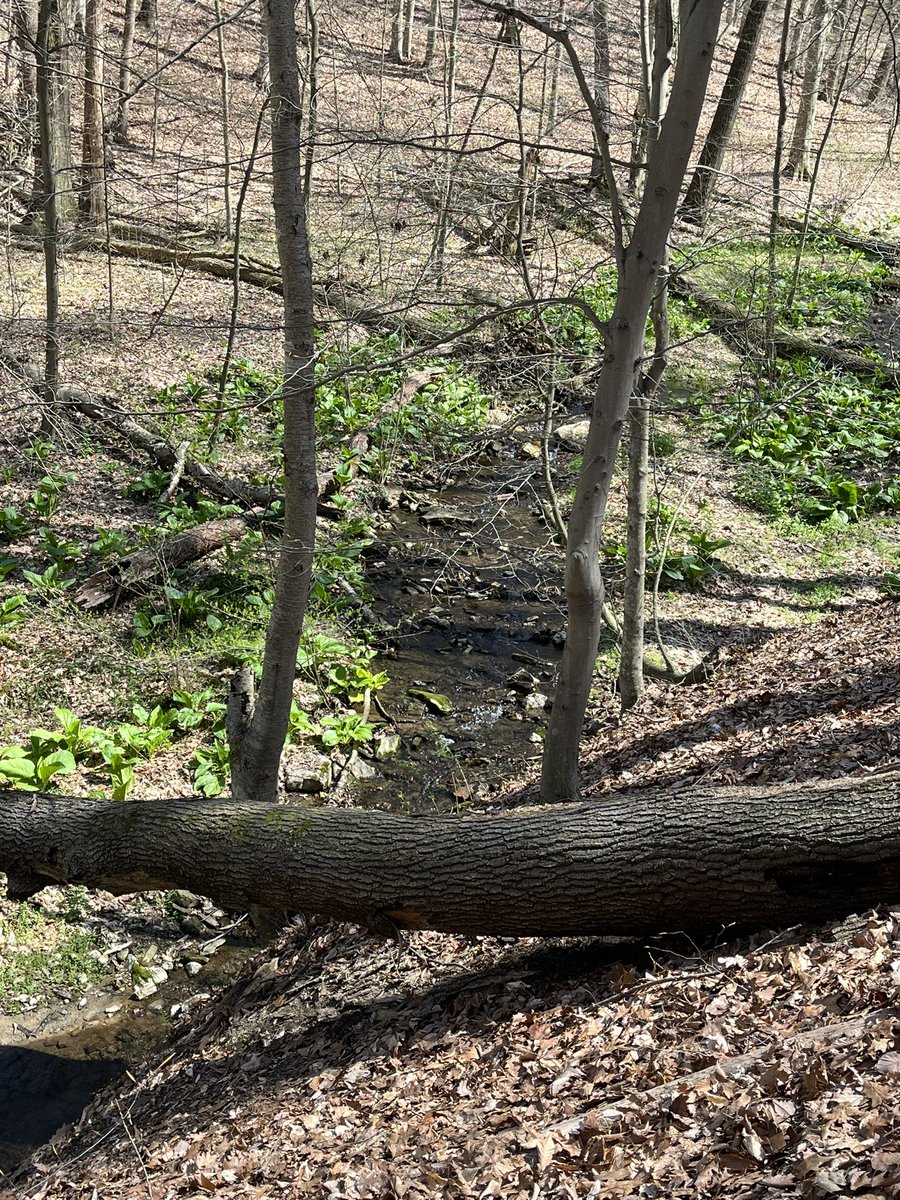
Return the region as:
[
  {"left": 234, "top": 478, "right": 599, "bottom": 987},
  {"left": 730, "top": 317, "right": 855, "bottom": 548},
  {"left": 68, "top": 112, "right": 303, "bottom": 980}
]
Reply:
[
  {"left": 670, "top": 277, "right": 900, "bottom": 382},
  {"left": 73, "top": 516, "right": 249, "bottom": 609},
  {"left": 2, "top": 771, "right": 900, "bottom": 938}
]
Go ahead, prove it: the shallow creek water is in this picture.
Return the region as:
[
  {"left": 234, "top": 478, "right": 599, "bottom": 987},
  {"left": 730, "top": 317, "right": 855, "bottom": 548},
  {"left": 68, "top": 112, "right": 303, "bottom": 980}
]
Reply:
[
  {"left": 353, "top": 459, "right": 567, "bottom": 810},
  {"left": 0, "top": 943, "right": 256, "bottom": 1175}
]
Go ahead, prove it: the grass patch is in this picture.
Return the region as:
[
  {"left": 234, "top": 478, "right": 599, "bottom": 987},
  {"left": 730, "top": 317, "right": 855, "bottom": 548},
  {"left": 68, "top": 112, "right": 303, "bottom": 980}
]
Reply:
[{"left": 0, "top": 899, "right": 102, "bottom": 1012}]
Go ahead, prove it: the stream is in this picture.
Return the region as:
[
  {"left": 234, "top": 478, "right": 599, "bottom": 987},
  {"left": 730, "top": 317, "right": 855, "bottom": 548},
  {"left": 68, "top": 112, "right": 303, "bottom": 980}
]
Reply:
[
  {"left": 353, "top": 455, "right": 568, "bottom": 811},
  {"left": 0, "top": 941, "right": 258, "bottom": 1176}
]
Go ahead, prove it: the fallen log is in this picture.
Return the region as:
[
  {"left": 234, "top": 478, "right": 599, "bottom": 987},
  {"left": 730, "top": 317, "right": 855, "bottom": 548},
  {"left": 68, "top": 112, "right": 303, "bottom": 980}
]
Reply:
[
  {"left": 73, "top": 516, "right": 249, "bottom": 609},
  {"left": 670, "top": 277, "right": 900, "bottom": 383},
  {"left": 2, "top": 772, "right": 900, "bottom": 937},
  {"left": 775, "top": 214, "right": 900, "bottom": 269}
]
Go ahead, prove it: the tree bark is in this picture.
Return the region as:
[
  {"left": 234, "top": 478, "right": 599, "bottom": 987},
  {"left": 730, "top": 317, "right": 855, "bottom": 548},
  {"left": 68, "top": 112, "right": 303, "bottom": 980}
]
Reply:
[
  {"left": 79, "top": 0, "right": 105, "bottom": 222},
  {"left": 114, "top": 0, "right": 138, "bottom": 141},
  {"left": 784, "top": 0, "right": 830, "bottom": 180},
  {"left": 682, "top": 0, "right": 770, "bottom": 225},
  {"left": 866, "top": 39, "right": 895, "bottom": 105},
  {"left": 227, "top": 0, "right": 317, "bottom": 805},
  {"left": 541, "top": 0, "right": 724, "bottom": 803},
  {"left": 3, "top": 772, "right": 900, "bottom": 936},
  {"left": 73, "top": 516, "right": 249, "bottom": 609}
]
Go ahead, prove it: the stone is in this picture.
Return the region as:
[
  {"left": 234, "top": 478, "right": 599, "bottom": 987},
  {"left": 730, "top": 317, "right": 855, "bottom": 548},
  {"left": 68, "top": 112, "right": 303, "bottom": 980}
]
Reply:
[
  {"left": 506, "top": 668, "right": 538, "bottom": 694},
  {"left": 347, "top": 753, "right": 377, "bottom": 781},
  {"left": 375, "top": 732, "right": 401, "bottom": 760},
  {"left": 523, "top": 692, "right": 549, "bottom": 716},
  {"left": 408, "top": 687, "right": 453, "bottom": 715},
  {"left": 553, "top": 418, "right": 591, "bottom": 450},
  {"left": 518, "top": 442, "right": 542, "bottom": 459},
  {"left": 283, "top": 749, "right": 332, "bottom": 793}
]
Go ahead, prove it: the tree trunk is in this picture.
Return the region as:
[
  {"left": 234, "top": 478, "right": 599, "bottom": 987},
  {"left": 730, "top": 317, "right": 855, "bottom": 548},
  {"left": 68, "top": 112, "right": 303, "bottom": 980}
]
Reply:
[
  {"left": 136, "top": 0, "right": 154, "bottom": 32},
  {"left": 588, "top": 0, "right": 610, "bottom": 188},
  {"left": 389, "top": 0, "right": 405, "bottom": 61},
  {"left": 114, "top": 0, "right": 138, "bottom": 141},
  {"left": 79, "top": 0, "right": 105, "bottom": 222},
  {"left": 251, "top": 0, "right": 269, "bottom": 87},
  {"left": 784, "top": 0, "right": 830, "bottom": 180},
  {"left": 618, "top": 2, "right": 672, "bottom": 712},
  {"left": 3, "top": 772, "right": 900, "bottom": 936},
  {"left": 32, "top": 0, "right": 75, "bottom": 227},
  {"left": 541, "top": 0, "right": 724, "bottom": 803},
  {"left": 867, "top": 40, "right": 894, "bottom": 105},
  {"left": 401, "top": 0, "right": 416, "bottom": 62},
  {"left": 682, "top": 0, "right": 770, "bottom": 224},
  {"left": 227, "top": 0, "right": 317, "bottom": 805}
]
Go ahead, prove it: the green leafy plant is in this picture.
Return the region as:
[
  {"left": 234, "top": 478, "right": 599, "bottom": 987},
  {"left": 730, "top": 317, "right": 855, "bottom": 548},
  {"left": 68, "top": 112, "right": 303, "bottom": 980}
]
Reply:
[
  {"left": 191, "top": 733, "right": 230, "bottom": 796},
  {"left": 0, "top": 594, "right": 26, "bottom": 631},
  {"left": 21, "top": 561, "right": 76, "bottom": 597},
  {"left": 710, "top": 360, "right": 900, "bottom": 524},
  {"left": 30, "top": 473, "right": 75, "bottom": 519},
  {"left": 0, "top": 506, "right": 30, "bottom": 540}
]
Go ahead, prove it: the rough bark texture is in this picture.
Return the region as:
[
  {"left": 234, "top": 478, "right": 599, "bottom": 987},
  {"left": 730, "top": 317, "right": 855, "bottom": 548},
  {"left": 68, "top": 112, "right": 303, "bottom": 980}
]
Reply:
[
  {"left": 79, "top": 0, "right": 105, "bottom": 221},
  {"left": 228, "top": 0, "right": 318, "bottom": 804},
  {"left": 682, "top": 0, "right": 770, "bottom": 223},
  {"left": 3, "top": 773, "right": 900, "bottom": 936},
  {"left": 785, "top": 0, "right": 830, "bottom": 179},
  {"left": 541, "top": 0, "right": 724, "bottom": 802}
]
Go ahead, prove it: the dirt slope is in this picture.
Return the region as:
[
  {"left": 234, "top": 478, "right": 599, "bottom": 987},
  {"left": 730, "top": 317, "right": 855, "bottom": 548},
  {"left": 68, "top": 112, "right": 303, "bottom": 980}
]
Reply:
[{"left": 5, "top": 601, "right": 900, "bottom": 1200}]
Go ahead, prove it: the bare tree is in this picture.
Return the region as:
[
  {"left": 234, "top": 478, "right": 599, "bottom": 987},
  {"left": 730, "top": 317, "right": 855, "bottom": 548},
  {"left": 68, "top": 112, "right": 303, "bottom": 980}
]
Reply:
[
  {"left": 682, "top": 0, "right": 771, "bottom": 224},
  {"left": 784, "top": 0, "right": 831, "bottom": 179},
  {"left": 31, "top": 0, "right": 74, "bottom": 226},
  {"left": 619, "top": 0, "right": 673, "bottom": 713},
  {"left": 867, "top": 34, "right": 895, "bottom": 104},
  {"left": 79, "top": 0, "right": 105, "bottom": 222},
  {"left": 541, "top": 0, "right": 725, "bottom": 802},
  {"left": 226, "top": 0, "right": 318, "bottom": 804},
  {"left": 114, "top": 0, "right": 138, "bottom": 140}
]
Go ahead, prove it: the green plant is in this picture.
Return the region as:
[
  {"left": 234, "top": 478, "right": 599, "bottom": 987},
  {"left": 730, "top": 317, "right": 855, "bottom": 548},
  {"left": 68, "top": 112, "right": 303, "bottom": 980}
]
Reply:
[
  {"left": 38, "top": 529, "right": 81, "bottom": 565},
  {"left": 0, "top": 740, "right": 76, "bottom": 789},
  {"left": 125, "top": 468, "right": 169, "bottom": 501},
  {"left": 90, "top": 528, "right": 130, "bottom": 558},
  {"left": 191, "top": 733, "right": 230, "bottom": 796},
  {"left": 0, "top": 506, "right": 30, "bottom": 540},
  {"left": 319, "top": 712, "right": 374, "bottom": 747},
  {"left": 0, "top": 903, "right": 101, "bottom": 1012},
  {"left": 0, "top": 594, "right": 26, "bottom": 631},
  {"left": 21, "top": 561, "right": 75, "bottom": 597},
  {"left": 0, "top": 556, "right": 19, "bottom": 580},
  {"left": 30, "top": 472, "right": 75, "bottom": 519},
  {"left": 710, "top": 360, "right": 900, "bottom": 524}
]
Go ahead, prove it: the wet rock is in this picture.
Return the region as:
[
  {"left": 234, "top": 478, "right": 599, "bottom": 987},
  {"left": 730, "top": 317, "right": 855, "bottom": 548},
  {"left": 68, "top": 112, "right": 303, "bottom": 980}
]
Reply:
[
  {"left": 506, "top": 668, "right": 539, "bottom": 694},
  {"left": 419, "top": 506, "right": 475, "bottom": 527},
  {"left": 408, "top": 687, "right": 453, "bottom": 715},
  {"left": 524, "top": 692, "right": 549, "bottom": 717},
  {"left": 553, "top": 418, "right": 591, "bottom": 449},
  {"left": 375, "top": 732, "right": 401, "bottom": 760},
  {"left": 283, "top": 748, "right": 331, "bottom": 793},
  {"left": 347, "top": 753, "right": 378, "bottom": 781}
]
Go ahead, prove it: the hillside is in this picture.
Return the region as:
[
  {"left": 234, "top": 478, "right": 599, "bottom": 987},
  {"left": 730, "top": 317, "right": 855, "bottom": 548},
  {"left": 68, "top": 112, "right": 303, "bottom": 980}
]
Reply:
[
  {"left": 1, "top": 0, "right": 900, "bottom": 1191},
  {"left": 4, "top": 600, "right": 900, "bottom": 1198}
]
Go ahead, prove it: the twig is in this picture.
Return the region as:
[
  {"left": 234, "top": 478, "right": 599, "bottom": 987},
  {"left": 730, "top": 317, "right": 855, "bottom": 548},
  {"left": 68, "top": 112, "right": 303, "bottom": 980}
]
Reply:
[{"left": 161, "top": 438, "right": 190, "bottom": 502}]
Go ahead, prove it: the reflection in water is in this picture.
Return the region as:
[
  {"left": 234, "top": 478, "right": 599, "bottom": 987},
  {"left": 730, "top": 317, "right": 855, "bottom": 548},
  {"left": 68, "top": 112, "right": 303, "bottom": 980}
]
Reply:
[{"left": 0, "top": 1045, "right": 125, "bottom": 1172}]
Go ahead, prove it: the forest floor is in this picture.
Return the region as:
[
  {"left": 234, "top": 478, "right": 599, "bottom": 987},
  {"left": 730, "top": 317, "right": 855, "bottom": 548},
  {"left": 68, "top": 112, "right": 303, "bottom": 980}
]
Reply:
[
  {"left": 2, "top": 0, "right": 900, "bottom": 1192},
  {"left": 3, "top": 598, "right": 900, "bottom": 1198}
]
